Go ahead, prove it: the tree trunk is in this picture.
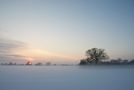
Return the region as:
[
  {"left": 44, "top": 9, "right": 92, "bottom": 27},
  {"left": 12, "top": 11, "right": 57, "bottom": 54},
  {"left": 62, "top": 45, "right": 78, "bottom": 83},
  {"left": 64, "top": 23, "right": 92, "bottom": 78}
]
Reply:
[{"left": 95, "top": 58, "right": 99, "bottom": 64}]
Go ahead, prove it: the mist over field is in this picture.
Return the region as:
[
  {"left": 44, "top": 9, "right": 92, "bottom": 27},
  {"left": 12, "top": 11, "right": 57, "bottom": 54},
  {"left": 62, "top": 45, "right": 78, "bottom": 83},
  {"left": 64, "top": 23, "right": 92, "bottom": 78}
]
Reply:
[{"left": 0, "top": 65, "right": 134, "bottom": 90}]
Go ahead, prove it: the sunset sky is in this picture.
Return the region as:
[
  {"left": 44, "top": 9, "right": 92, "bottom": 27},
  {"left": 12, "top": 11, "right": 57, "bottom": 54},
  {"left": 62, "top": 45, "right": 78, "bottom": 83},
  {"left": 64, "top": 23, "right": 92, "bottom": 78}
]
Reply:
[{"left": 0, "top": 0, "right": 134, "bottom": 64}]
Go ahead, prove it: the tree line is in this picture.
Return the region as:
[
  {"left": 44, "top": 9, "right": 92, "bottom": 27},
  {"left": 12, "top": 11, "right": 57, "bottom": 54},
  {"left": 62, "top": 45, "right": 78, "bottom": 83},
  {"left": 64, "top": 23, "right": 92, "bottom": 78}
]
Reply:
[{"left": 79, "top": 48, "right": 134, "bottom": 65}]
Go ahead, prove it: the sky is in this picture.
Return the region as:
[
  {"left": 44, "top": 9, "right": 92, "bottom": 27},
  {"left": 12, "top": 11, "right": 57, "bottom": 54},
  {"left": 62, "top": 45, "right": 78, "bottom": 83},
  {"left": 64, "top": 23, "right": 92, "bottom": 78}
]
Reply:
[{"left": 0, "top": 0, "right": 134, "bottom": 64}]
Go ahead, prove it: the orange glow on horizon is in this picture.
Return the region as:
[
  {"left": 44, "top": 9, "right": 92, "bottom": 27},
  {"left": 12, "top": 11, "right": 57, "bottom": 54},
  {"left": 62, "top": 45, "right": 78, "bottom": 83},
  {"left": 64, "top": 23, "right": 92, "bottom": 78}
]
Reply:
[
  {"left": 26, "top": 60, "right": 32, "bottom": 65},
  {"left": 13, "top": 47, "right": 78, "bottom": 62},
  {"left": 26, "top": 57, "right": 34, "bottom": 61}
]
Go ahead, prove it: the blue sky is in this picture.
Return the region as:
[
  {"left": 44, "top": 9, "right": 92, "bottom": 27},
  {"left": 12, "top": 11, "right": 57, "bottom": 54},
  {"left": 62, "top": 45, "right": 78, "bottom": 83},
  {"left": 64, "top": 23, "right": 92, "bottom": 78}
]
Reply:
[{"left": 0, "top": 0, "right": 134, "bottom": 64}]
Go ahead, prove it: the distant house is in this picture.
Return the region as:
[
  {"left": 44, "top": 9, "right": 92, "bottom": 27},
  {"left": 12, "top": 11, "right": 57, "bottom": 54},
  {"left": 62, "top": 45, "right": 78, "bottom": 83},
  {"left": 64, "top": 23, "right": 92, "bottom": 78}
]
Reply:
[
  {"left": 110, "top": 59, "right": 121, "bottom": 64},
  {"left": 129, "top": 59, "right": 134, "bottom": 64}
]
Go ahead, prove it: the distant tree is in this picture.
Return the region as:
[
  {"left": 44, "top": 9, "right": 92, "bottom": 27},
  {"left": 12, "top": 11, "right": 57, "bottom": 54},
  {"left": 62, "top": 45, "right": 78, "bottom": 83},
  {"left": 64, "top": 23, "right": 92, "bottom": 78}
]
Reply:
[
  {"left": 85, "top": 48, "right": 109, "bottom": 64},
  {"left": 79, "top": 59, "right": 88, "bottom": 65},
  {"left": 35, "top": 62, "right": 43, "bottom": 66},
  {"left": 25, "top": 61, "right": 32, "bottom": 65},
  {"left": 46, "top": 62, "right": 51, "bottom": 65},
  {"left": 8, "top": 62, "right": 13, "bottom": 65}
]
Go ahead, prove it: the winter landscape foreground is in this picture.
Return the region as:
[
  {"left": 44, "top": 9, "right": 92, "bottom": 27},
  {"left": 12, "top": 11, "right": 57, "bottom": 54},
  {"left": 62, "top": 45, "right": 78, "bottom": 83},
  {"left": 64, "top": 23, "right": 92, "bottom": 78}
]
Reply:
[{"left": 0, "top": 65, "right": 134, "bottom": 90}]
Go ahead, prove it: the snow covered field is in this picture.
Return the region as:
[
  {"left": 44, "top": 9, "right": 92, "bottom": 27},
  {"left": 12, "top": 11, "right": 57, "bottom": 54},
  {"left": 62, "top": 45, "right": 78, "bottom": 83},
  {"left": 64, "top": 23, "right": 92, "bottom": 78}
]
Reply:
[{"left": 0, "top": 65, "right": 134, "bottom": 90}]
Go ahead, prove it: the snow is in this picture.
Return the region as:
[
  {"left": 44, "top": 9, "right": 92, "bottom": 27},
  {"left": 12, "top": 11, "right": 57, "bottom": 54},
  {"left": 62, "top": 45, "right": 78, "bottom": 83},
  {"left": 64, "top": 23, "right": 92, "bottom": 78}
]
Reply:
[{"left": 0, "top": 65, "right": 134, "bottom": 90}]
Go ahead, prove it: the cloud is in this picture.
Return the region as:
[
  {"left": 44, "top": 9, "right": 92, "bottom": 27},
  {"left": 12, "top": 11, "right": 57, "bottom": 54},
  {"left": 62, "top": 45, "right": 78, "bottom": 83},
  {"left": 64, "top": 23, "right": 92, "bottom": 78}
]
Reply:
[
  {"left": 6, "top": 54, "right": 26, "bottom": 58},
  {"left": 0, "top": 38, "right": 27, "bottom": 62}
]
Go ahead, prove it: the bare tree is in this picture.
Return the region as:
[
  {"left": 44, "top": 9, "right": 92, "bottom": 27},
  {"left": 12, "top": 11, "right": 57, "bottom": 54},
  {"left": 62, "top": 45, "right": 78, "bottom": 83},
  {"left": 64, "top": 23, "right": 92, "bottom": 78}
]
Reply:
[{"left": 86, "top": 48, "right": 109, "bottom": 64}]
